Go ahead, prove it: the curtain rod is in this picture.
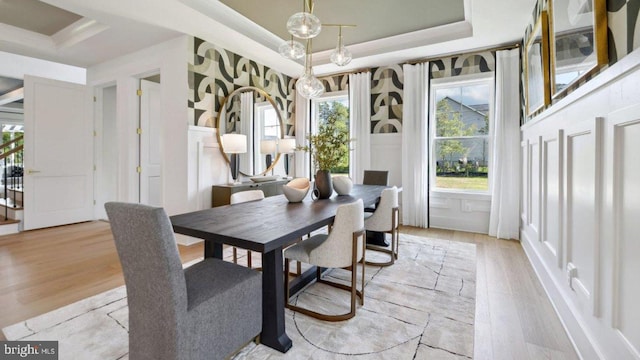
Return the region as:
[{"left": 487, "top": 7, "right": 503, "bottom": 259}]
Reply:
[
  {"left": 403, "top": 42, "right": 521, "bottom": 66},
  {"left": 318, "top": 42, "right": 521, "bottom": 78}
]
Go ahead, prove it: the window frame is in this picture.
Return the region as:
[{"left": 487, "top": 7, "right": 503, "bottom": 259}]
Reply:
[{"left": 429, "top": 72, "right": 495, "bottom": 196}]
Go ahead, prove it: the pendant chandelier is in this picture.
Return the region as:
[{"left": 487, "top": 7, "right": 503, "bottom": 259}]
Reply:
[{"left": 281, "top": 0, "right": 355, "bottom": 99}]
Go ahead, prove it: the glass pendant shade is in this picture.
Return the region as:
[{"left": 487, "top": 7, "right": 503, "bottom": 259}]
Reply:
[
  {"left": 278, "top": 40, "right": 305, "bottom": 60},
  {"left": 330, "top": 44, "right": 352, "bottom": 66},
  {"left": 296, "top": 72, "right": 324, "bottom": 99},
  {"left": 287, "top": 12, "right": 321, "bottom": 39}
]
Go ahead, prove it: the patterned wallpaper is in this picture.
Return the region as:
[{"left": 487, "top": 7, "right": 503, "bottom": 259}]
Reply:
[
  {"left": 371, "top": 65, "right": 404, "bottom": 133},
  {"left": 429, "top": 51, "right": 496, "bottom": 79},
  {"left": 188, "top": 37, "right": 296, "bottom": 135}
]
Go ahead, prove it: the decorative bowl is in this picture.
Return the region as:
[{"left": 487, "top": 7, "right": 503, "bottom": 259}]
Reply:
[
  {"left": 332, "top": 176, "right": 353, "bottom": 195},
  {"left": 282, "top": 178, "right": 310, "bottom": 202},
  {"left": 250, "top": 175, "right": 280, "bottom": 183}
]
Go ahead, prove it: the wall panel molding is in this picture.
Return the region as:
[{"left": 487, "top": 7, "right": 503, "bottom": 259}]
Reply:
[
  {"left": 609, "top": 104, "right": 640, "bottom": 357},
  {"left": 541, "top": 129, "right": 563, "bottom": 268},
  {"left": 563, "top": 117, "right": 602, "bottom": 317}
]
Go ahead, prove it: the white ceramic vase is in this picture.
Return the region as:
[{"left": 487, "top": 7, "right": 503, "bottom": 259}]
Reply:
[{"left": 332, "top": 176, "right": 353, "bottom": 195}]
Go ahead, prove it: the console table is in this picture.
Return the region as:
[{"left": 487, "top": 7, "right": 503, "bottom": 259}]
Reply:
[{"left": 211, "top": 179, "right": 289, "bottom": 207}]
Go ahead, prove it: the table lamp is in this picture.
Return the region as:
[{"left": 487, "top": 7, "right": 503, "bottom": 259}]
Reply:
[
  {"left": 221, "top": 133, "right": 247, "bottom": 184},
  {"left": 260, "top": 139, "right": 277, "bottom": 170},
  {"left": 278, "top": 138, "right": 296, "bottom": 179}
]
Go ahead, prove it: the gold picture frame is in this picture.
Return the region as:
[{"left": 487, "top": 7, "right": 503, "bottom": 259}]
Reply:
[
  {"left": 548, "top": 0, "right": 608, "bottom": 98},
  {"left": 525, "top": 10, "right": 551, "bottom": 116}
]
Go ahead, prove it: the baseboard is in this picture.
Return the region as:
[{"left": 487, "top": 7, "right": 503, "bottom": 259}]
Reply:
[
  {"left": 521, "top": 231, "right": 604, "bottom": 360},
  {"left": 0, "top": 221, "right": 20, "bottom": 236}
]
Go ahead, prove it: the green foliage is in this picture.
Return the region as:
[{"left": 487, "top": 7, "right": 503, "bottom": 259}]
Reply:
[
  {"left": 298, "top": 101, "right": 351, "bottom": 171},
  {"left": 435, "top": 99, "right": 477, "bottom": 163}
]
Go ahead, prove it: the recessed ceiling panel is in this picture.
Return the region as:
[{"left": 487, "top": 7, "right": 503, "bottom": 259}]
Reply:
[
  {"left": 218, "top": 0, "right": 465, "bottom": 51},
  {"left": 0, "top": 0, "right": 83, "bottom": 36}
]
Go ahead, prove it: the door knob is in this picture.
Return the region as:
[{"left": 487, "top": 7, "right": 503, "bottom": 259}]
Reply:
[{"left": 27, "top": 169, "right": 41, "bottom": 174}]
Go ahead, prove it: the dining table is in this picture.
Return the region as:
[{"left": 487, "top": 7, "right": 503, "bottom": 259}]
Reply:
[{"left": 170, "top": 184, "right": 387, "bottom": 353}]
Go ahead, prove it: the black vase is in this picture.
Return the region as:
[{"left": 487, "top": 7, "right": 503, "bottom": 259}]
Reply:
[{"left": 315, "top": 170, "right": 333, "bottom": 199}]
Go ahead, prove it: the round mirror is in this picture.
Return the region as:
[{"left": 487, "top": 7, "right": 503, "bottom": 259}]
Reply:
[{"left": 216, "top": 86, "right": 285, "bottom": 177}]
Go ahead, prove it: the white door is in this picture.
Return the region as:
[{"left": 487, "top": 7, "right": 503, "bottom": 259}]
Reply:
[
  {"left": 139, "top": 79, "right": 162, "bottom": 206},
  {"left": 23, "top": 75, "right": 93, "bottom": 230}
]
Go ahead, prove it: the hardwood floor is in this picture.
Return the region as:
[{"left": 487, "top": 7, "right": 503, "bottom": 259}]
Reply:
[{"left": 0, "top": 221, "right": 578, "bottom": 359}]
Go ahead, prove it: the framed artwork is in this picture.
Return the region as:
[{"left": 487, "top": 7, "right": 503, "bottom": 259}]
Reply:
[
  {"left": 525, "top": 10, "right": 551, "bottom": 116},
  {"left": 548, "top": 0, "right": 608, "bottom": 98}
]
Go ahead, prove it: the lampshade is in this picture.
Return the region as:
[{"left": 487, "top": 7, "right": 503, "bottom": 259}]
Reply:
[
  {"left": 286, "top": 12, "right": 321, "bottom": 39},
  {"left": 296, "top": 72, "right": 324, "bottom": 99},
  {"left": 279, "top": 138, "right": 296, "bottom": 154},
  {"left": 330, "top": 44, "right": 352, "bottom": 66},
  {"left": 260, "top": 139, "right": 277, "bottom": 154},
  {"left": 221, "top": 134, "right": 247, "bottom": 154},
  {"left": 279, "top": 39, "right": 305, "bottom": 60}
]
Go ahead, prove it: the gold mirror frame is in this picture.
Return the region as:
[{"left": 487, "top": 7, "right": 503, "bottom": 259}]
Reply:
[
  {"left": 525, "top": 10, "right": 551, "bottom": 116},
  {"left": 548, "top": 0, "right": 608, "bottom": 99},
  {"left": 216, "top": 86, "right": 285, "bottom": 177}
]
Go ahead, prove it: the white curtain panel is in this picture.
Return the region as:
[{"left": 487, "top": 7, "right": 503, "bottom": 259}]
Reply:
[
  {"left": 348, "top": 71, "right": 372, "bottom": 183},
  {"left": 489, "top": 49, "right": 521, "bottom": 240},
  {"left": 294, "top": 92, "right": 310, "bottom": 178},
  {"left": 401, "top": 63, "right": 430, "bottom": 228},
  {"left": 240, "top": 91, "right": 254, "bottom": 174}
]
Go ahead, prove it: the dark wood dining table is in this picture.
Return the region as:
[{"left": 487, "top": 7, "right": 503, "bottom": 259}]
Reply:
[{"left": 170, "top": 184, "right": 386, "bottom": 353}]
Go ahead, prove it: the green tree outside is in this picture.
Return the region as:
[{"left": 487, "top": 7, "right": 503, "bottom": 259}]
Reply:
[
  {"left": 435, "top": 99, "right": 477, "bottom": 166},
  {"left": 298, "top": 101, "right": 350, "bottom": 174}
]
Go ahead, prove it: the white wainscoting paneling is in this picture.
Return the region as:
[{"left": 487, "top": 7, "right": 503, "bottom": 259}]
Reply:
[
  {"left": 529, "top": 136, "right": 542, "bottom": 242},
  {"left": 541, "top": 130, "right": 563, "bottom": 267},
  {"left": 178, "top": 126, "right": 226, "bottom": 246},
  {"left": 521, "top": 139, "right": 529, "bottom": 224},
  {"left": 370, "top": 133, "right": 402, "bottom": 187},
  {"left": 520, "top": 47, "right": 640, "bottom": 359},
  {"left": 609, "top": 105, "right": 640, "bottom": 358},
  {"left": 563, "top": 118, "right": 602, "bottom": 316}
]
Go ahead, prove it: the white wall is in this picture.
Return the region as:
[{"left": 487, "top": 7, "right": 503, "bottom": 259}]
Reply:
[
  {"left": 521, "top": 47, "right": 640, "bottom": 360},
  {"left": 0, "top": 50, "right": 85, "bottom": 84},
  {"left": 87, "top": 35, "right": 190, "bottom": 216}
]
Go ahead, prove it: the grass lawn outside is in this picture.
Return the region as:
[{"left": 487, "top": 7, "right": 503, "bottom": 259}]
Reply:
[{"left": 435, "top": 176, "right": 488, "bottom": 191}]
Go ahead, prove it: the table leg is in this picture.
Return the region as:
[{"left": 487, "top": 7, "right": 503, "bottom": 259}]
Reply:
[
  {"left": 204, "top": 241, "right": 223, "bottom": 259},
  {"left": 260, "top": 248, "right": 292, "bottom": 353}
]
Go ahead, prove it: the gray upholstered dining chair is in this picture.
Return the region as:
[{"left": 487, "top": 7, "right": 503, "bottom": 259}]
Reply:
[
  {"left": 105, "top": 202, "right": 262, "bottom": 360},
  {"left": 363, "top": 170, "right": 389, "bottom": 186},
  {"left": 364, "top": 186, "right": 400, "bottom": 266},
  {"left": 230, "top": 189, "right": 265, "bottom": 268},
  {"left": 362, "top": 170, "right": 388, "bottom": 213},
  {"left": 284, "top": 199, "right": 366, "bottom": 321}
]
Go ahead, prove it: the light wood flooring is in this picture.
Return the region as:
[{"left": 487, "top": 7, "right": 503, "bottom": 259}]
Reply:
[{"left": 0, "top": 221, "right": 578, "bottom": 359}]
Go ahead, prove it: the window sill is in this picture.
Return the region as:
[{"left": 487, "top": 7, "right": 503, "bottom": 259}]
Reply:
[{"left": 429, "top": 190, "right": 491, "bottom": 201}]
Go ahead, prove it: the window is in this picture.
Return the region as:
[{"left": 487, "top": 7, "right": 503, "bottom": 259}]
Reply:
[
  {"left": 430, "top": 75, "right": 493, "bottom": 192},
  {"left": 311, "top": 92, "right": 350, "bottom": 175}
]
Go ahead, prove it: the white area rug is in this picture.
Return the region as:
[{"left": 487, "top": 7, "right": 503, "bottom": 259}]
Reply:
[{"left": 2, "top": 234, "right": 476, "bottom": 360}]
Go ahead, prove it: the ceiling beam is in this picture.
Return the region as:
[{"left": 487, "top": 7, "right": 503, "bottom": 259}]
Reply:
[{"left": 0, "top": 88, "right": 24, "bottom": 106}]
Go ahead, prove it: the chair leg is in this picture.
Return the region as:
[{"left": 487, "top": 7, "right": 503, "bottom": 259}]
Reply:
[
  {"left": 232, "top": 247, "right": 238, "bottom": 264},
  {"left": 247, "top": 250, "right": 252, "bottom": 268},
  {"left": 364, "top": 207, "right": 399, "bottom": 267},
  {"left": 361, "top": 231, "right": 366, "bottom": 305}
]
